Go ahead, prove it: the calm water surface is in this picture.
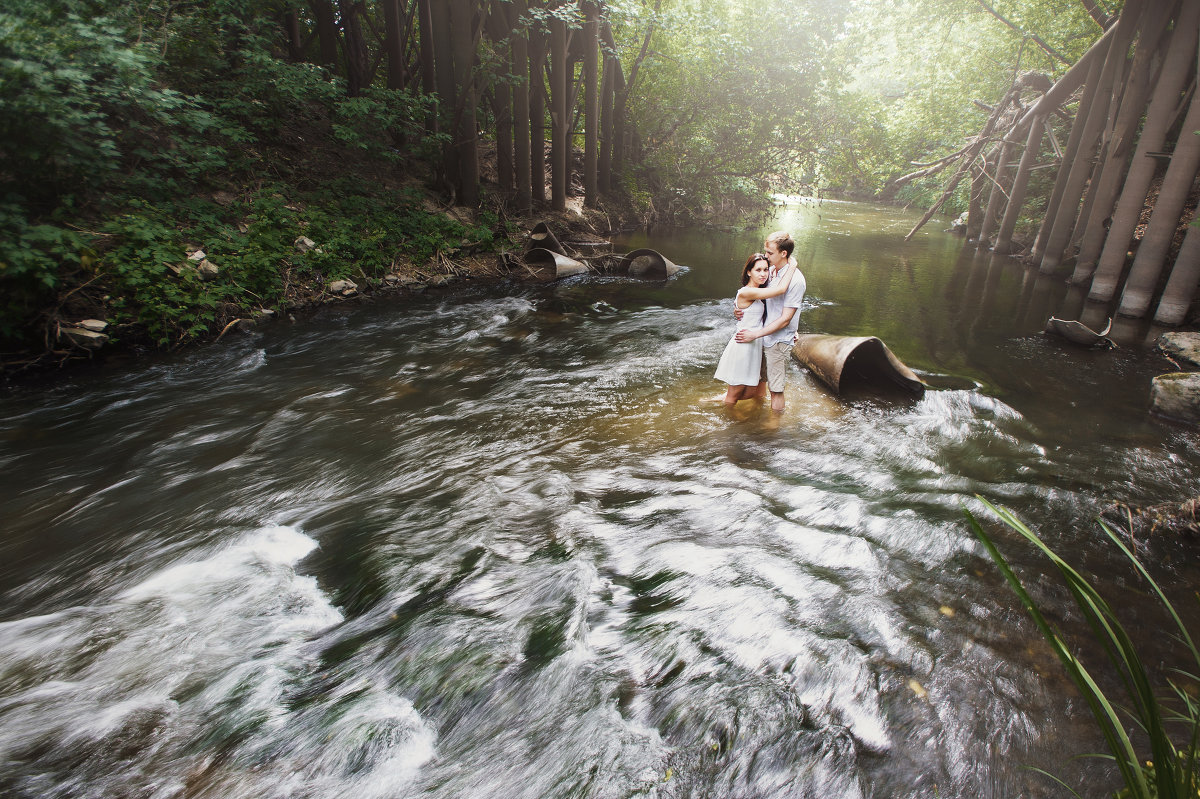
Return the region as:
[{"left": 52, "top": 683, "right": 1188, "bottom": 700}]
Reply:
[{"left": 2, "top": 200, "right": 1199, "bottom": 798}]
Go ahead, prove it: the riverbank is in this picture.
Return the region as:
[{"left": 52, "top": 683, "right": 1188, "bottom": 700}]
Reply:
[{"left": 0, "top": 187, "right": 631, "bottom": 384}]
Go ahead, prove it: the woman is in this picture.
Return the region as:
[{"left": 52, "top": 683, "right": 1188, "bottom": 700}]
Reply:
[{"left": 713, "top": 253, "right": 794, "bottom": 405}]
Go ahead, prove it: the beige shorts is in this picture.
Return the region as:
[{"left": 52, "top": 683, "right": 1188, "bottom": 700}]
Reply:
[{"left": 764, "top": 341, "right": 791, "bottom": 393}]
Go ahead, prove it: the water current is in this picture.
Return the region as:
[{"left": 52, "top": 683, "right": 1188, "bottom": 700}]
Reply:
[{"left": 2, "top": 200, "right": 1199, "bottom": 798}]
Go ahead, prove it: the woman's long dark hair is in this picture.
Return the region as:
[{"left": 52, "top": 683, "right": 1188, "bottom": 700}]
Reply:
[{"left": 740, "top": 253, "right": 770, "bottom": 327}]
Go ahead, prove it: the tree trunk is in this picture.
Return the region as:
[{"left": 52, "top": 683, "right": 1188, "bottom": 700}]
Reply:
[
  {"left": 1038, "top": 0, "right": 1143, "bottom": 272},
  {"left": 382, "top": 0, "right": 406, "bottom": 90},
  {"left": 508, "top": 0, "right": 532, "bottom": 211},
  {"left": 283, "top": 10, "right": 306, "bottom": 62},
  {"left": 1154, "top": 221, "right": 1200, "bottom": 325},
  {"left": 966, "top": 156, "right": 988, "bottom": 241},
  {"left": 310, "top": 0, "right": 340, "bottom": 66},
  {"left": 449, "top": 0, "right": 479, "bottom": 207},
  {"left": 1029, "top": 35, "right": 1111, "bottom": 263},
  {"left": 993, "top": 114, "right": 1046, "bottom": 254},
  {"left": 485, "top": 2, "right": 513, "bottom": 193},
  {"left": 529, "top": 26, "right": 547, "bottom": 205},
  {"left": 582, "top": 1, "right": 600, "bottom": 207},
  {"left": 1070, "top": 1, "right": 1175, "bottom": 284},
  {"left": 429, "top": 0, "right": 458, "bottom": 195},
  {"left": 610, "top": 52, "right": 628, "bottom": 187},
  {"left": 416, "top": 0, "right": 437, "bottom": 133},
  {"left": 1084, "top": 1, "right": 1198, "bottom": 296},
  {"left": 1115, "top": 85, "right": 1200, "bottom": 316},
  {"left": 550, "top": 14, "right": 568, "bottom": 211},
  {"left": 978, "top": 135, "right": 1017, "bottom": 248},
  {"left": 598, "top": 26, "right": 615, "bottom": 195},
  {"left": 338, "top": 0, "right": 371, "bottom": 97}
]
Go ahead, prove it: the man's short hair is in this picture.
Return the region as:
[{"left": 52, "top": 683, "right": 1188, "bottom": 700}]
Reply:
[{"left": 766, "top": 231, "right": 795, "bottom": 259}]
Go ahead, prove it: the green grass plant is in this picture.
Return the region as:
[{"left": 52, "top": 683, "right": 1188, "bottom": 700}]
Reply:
[{"left": 967, "top": 497, "right": 1200, "bottom": 798}]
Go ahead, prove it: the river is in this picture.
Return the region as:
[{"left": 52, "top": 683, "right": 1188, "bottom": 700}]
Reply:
[{"left": 2, "top": 199, "right": 1198, "bottom": 798}]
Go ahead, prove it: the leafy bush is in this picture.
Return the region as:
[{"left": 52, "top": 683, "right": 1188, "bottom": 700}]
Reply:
[
  {"left": 100, "top": 201, "right": 220, "bottom": 345},
  {"left": 0, "top": 202, "right": 89, "bottom": 341}
]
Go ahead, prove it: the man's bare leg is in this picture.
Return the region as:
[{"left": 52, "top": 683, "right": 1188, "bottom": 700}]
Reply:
[{"left": 770, "top": 390, "right": 785, "bottom": 412}]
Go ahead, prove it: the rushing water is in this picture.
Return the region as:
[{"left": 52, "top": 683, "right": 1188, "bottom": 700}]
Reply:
[{"left": 2, "top": 200, "right": 1199, "bottom": 799}]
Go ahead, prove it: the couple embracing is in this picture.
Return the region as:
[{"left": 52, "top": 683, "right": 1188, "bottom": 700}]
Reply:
[{"left": 713, "top": 231, "right": 806, "bottom": 411}]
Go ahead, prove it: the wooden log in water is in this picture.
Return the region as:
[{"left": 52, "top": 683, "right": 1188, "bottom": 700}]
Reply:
[{"left": 791, "top": 334, "right": 925, "bottom": 397}]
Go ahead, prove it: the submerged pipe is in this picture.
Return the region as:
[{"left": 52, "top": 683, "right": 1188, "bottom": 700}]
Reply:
[
  {"left": 791, "top": 334, "right": 925, "bottom": 397},
  {"left": 618, "top": 248, "right": 681, "bottom": 279},
  {"left": 520, "top": 247, "right": 588, "bottom": 281}
]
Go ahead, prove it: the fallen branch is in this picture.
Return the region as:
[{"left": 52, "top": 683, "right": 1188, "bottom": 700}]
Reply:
[{"left": 214, "top": 318, "right": 243, "bottom": 341}]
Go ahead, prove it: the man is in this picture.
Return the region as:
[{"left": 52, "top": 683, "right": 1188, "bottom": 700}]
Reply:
[{"left": 735, "top": 231, "right": 806, "bottom": 412}]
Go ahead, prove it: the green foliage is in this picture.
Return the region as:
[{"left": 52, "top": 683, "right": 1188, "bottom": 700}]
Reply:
[
  {"left": 968, "top": 498, "right": 1200, "bottom": 799},
  {"left": 73, "top": 185, "right": 497, "bottom": 348},
  {"left": 0, "top": 0, "right": 448, "bottom": 354},
  {"left": 0, "top": 202, "right": 90, "bottom": 341},
  {"left": 99, "top": 201, "right": 220, "bottom": 345}
]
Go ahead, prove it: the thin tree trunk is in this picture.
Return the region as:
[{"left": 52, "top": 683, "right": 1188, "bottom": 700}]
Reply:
[
  {"left": 582, "top": 1, "right": 599, "bottom": 207},
  {"left": 1085, "top": 1, "right": 1199, "bottom": 296},
  {"left": 993, "top": 114, "right": 1045, "bottom": 254},
  {"left": 416, "top": 0, "right": 437, "bottom": 133},
  {"left": 382, "top": 0, "right": 406, "bottom": 90},
  {"left": 429, "top": 0, "right": 458, "bottom": 197},
  {"left": 310, "top": 0, "right": 340, "bottom": 66},
  {"left": 508, "top": 0, "right": 531, "bottom": 211},
  {"left": 283, "top": 10, "right": 306, "bottom": 62},
  {"left": 1154, "top": 220, "right": 1200, "bottom": 325},
  {"left": 1071, "top": 1, "right": 1175, "bottom": 284},
  {"left": 1038, "top": 0, "right": 1143, "bottom": 272},
  {"left": 967, "top": 155, "right": 988, "bottom": 241},
  {"left": 978, "top": 134, "right": 1017, "bottom": 248},
  {"left": 338, "top": 0, "right": 371, "bottom": 97},
  {"left": 529, "top": 26, "right": 547, "bottom": 205},
  {"left": 1115, "top": 85, "right": 1200, "bottom": 315},
  {"left": 485, "top": 2, "right": 513, "bottom": 193},
  {"left": 598, "top": 41, "right": 614, "bottom": 195},
  {"left": 550, "top": 13, "right": 568, "bottom": 211},
  {"left": 449, "top": 0, "right": 479, "bottom": 207}
]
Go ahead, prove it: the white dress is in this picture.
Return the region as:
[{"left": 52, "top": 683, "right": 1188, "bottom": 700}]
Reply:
[{"left": 713, "top": 292, "right": 766, "bottom": 387}]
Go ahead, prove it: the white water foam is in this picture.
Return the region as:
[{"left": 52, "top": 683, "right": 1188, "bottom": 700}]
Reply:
[{"left": 0, "top": 524, "right": 436, "bottom": 799}]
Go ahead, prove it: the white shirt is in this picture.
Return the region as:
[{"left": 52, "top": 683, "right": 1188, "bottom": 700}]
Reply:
[{"left": 763, "top": 256, "right": 806, "bottom": 348}]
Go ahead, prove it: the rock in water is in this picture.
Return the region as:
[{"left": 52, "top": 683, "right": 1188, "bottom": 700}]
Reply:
[
  {"left": 1157, "top": 332, "right": 1200, "bottom": 369},
  {"left": 1150, "top": 372, "right": 1200, "bottom": 426}
]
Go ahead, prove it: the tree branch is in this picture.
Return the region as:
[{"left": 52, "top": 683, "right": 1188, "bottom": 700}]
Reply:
[
  {"left": 1078, "top": 0, "right": 1114, "bottom": 30},
  {"left": 975, "top": 0, "right": 1071, "bottom": 66}
]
